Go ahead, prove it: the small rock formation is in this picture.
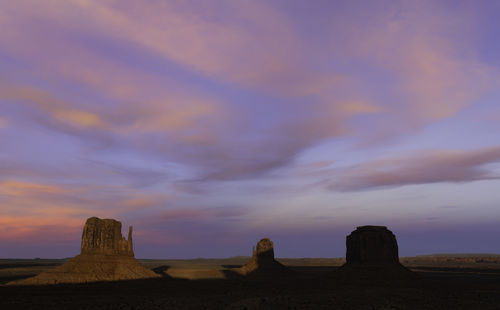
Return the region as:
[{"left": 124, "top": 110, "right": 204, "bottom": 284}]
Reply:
[
  {"left": 238, "top": 238, "right": 292, "bottom": 277},
  {"left": 8, "top": 217, "right": 159, "bottom": 285},
  {"left": 334, "top": 225, "right": 414, "bottom": 282},
  {"left": 252, "top": 237, "right": 275, "bottom": 262}
]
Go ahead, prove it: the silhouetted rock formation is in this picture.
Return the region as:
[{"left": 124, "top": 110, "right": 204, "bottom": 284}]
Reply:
[
  {"left": 346, "top": 226, "right": 398, "bottom": 264},
  {"left": 238, "top": 238, "right": 292, "bottom": 277},
  {"left": 8, "top": 217, "right": 159, "bottom": 285},
  {"left": 334, "top": 225, "right": 414, "bottom": 282}
]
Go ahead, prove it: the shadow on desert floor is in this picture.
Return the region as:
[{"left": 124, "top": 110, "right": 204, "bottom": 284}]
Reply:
[{"left": 2, "top": 269, "right": 500, "bottom": 309}]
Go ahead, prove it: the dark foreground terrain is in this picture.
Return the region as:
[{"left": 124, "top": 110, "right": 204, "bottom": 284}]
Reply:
[{"left": 1, "top": 256, "right": 500, "bottom": 309}]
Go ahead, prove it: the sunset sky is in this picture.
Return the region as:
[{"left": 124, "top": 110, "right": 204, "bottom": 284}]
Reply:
[{"left": 1, "top": 0, "right": 500, "bottom": 259}]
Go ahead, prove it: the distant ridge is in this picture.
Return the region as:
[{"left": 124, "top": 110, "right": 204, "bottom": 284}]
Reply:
[{"left": 412, "top": 253, "right": 500, "bottom": 258}]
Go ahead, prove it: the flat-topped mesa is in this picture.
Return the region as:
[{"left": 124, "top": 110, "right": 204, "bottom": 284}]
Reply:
[
  {"left": 346, "top": 225, "right": 399, "bottom": 264},
  {"left": 333, "top": 225, "right": 414, "bottom": 282},
  {"left": 80, "top": 217, "right": 134, "bottom": 256}
]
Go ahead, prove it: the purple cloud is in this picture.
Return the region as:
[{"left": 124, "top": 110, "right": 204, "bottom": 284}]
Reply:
[{"left": 327, "top": 146, "right": 500, "bottom": 191}]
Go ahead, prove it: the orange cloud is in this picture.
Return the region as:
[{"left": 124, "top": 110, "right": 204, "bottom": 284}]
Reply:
[
  {"left": 0, "top": 84, "right": 225, "bottom": 144},
  {"left": 0, "top": 117, "right": 8, "bottom": 128},
  {"left": 0, "top": 85, "right": 107, "bottom": 131},
  {"left": 119, "top": 193, "right": 172, "bottom": 211},
  {"left": 0, "top": 180, "right": 68, "bottom": 196},
  {"left": 0, "top": 216, "right": 82, "bottom": 242},
  {"left": 0, "top": 180, "right": 88, "bottom": 223},
  {"left": 124, "top": 97, "right": 224, "bottom": 135},
  {"left": 53, "top": 109, "right": 105, "bottom": 129},
  {"left": 339, "top": 100, "right": 381, "bottom": 115}
]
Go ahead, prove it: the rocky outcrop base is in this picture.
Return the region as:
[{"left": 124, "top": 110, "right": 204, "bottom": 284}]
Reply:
[{"left": 8, "top": 254, "right": 159, "bottom": 285}]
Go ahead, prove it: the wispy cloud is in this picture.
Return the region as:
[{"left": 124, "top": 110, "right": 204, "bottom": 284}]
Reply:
[
  {"left": 2, "top": 0, "right": 498, "bottom": 182},
  {"left": 326, "top": 146, "right": 500, "bottom": 191}
]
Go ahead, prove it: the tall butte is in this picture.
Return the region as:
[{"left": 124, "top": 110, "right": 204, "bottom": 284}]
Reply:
[
  {"left": 80, "top": 217, "right": 134, "bottom": 256},
  {"left": 8, "top": 217, "right": 159, "bottom": 285},
  {"left": 334, "top": 225, "right": 414, "bottom": 282}
]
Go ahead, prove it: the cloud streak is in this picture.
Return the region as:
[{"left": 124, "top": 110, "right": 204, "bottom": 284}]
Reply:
[{"left": 327, "top": 146, "right": 500, "bottom": 192}]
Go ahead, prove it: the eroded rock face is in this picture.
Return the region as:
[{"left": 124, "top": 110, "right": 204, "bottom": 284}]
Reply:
[
  {"left": 346, "top": 226, "right": 399, "bottom": 264},
  {"left": 81, "top": 217, "right": 134, "bottom": 256}
]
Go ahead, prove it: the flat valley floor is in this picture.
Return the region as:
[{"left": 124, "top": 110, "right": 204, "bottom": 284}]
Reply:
[{"left": 1, "top": 256, "right": 500, "bottom": 309}]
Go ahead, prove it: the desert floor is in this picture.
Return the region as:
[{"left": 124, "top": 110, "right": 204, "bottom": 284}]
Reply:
[{"left": 1, "top": 255, "right": 499, "bottom": 309}]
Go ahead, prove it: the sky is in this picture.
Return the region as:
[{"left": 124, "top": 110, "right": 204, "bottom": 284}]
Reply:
[{"left": 1, "top": 0, "right": 500, "bottom": 259}]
